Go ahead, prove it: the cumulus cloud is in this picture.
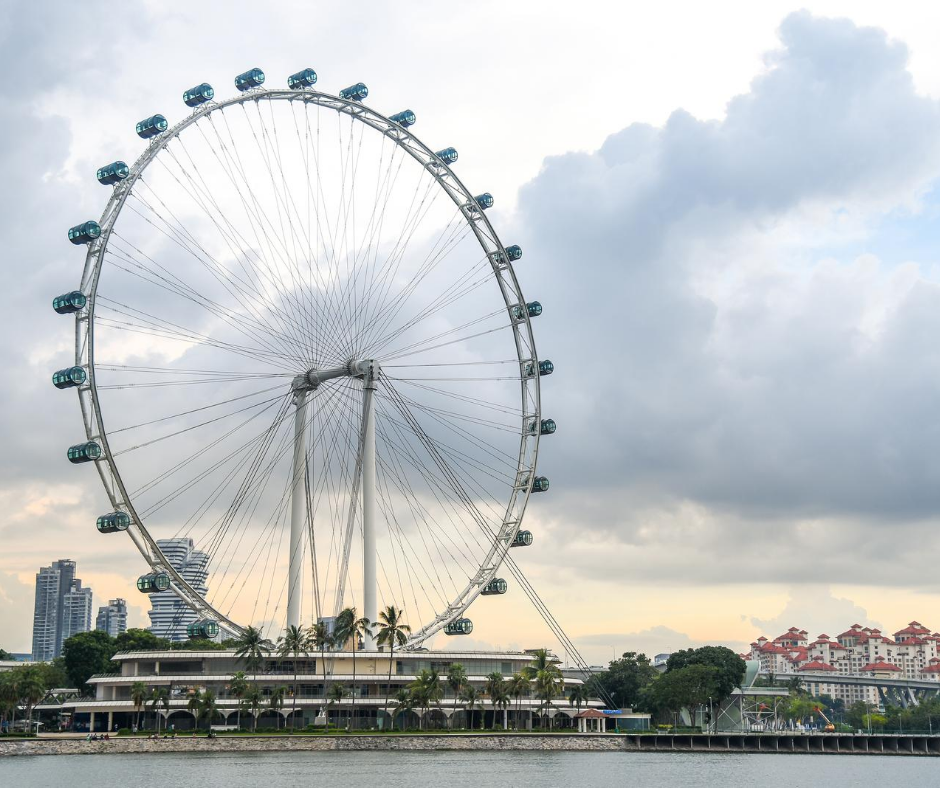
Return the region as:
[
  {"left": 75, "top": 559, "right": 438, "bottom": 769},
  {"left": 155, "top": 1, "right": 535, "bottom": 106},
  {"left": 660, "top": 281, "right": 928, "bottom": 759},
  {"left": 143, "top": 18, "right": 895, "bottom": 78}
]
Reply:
[
  {"left": 515, "top": 12, "right": 940, "bottom": 587},
  {"left": 749, "top": 585, "right": 880, "bottom": 639}
]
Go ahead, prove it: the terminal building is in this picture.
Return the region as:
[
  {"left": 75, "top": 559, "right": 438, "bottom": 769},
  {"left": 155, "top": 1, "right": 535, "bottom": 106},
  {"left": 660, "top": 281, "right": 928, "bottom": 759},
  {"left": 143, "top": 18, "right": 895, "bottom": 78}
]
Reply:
[{"left": 60, "top": 648, "right": 604, "bottom": 733}]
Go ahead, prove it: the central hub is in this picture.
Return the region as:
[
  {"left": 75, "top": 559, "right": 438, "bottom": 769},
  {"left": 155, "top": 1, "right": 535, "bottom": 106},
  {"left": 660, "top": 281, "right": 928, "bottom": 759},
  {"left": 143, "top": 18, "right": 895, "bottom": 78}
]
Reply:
[{"left": 291, "top": 359, "right": 381, "bottom": 395}]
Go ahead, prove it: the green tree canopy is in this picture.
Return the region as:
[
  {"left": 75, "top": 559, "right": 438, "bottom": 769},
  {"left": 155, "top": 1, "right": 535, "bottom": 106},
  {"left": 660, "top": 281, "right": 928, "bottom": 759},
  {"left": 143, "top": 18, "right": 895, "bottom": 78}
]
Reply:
[
  {"left": 648, "top": 664, "right": 721, "bottom": 722},
  {"left": 0, "top": 647, "right": 12, "bottom": 660},
  {"left": 665, "top": 646, "right": 745, "bottom": 704},
  {"left": 61, "top": 630, "right": 115, "bottom": 692},
  {"left": 593, "top": 651, "right": 658, "bottom": 710},
  {"left": 114, "top": 629, "right": 170, "bottom": 652}
]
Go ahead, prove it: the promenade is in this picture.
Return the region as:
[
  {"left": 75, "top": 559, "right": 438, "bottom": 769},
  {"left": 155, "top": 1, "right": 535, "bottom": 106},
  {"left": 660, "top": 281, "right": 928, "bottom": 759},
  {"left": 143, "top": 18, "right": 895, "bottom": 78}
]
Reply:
[{"left": 3, "top": 732, "right": 940, "bottom": 757}]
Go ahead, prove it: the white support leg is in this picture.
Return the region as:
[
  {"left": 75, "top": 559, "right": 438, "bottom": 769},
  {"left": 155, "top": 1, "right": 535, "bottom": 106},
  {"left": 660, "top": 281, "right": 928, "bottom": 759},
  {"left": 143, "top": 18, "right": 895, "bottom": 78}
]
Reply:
[
  {"left": 362, "top": 375, "right": 377, "bottom": 650},
  {"left": 287, "top": 390, "right": 308, "bottom": 630}
]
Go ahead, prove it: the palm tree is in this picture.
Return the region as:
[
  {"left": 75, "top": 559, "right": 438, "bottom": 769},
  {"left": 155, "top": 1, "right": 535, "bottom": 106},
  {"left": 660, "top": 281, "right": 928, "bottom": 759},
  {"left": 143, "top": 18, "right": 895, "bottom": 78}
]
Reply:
[
  {"left": 459, "top": 684, "right": 480, "bottom": 730},
  {"left": 187, "top": 689, "right": 203, "bottom": 731},
  {"left": 308, "top": 622, "right": 333, "bottom": 721},
  {"left": 493, "top": 684, "right": 510, "bottom": 730},
  {"left": 524, "top": 648, "right": 562, "bottom": 730},
  {"left": 447, "top": 663, "right": 468, "bottom": 729},
  {"left": 327, "top": 682, "right": 348, "bottom": 730},
  {"left": 0, "top": 673, "right": 18, "bottom": 733},
  {"left": 334, "top": 607, "right": 373, "bottom": 730},
  {"left": 200, "top": 689, "right": 219, "bottom": 732},
  {"left": 568, "top": 683, "right": 590, "bottom": 718},
  {"left": 233, "top": 625, "right": 271, "bottom": 674},
  {"left": 241, "top": 685, "right": 263, "bottom": 732},
  {"left": 507, "top": 673, "right": 529, "bottom": 731},
  {"left": 392, "top": 689, "right": 414, "bottom": 731},
  {"left": 276, "top": 624, "right": 307, "bottom": 730},
  {"left": 485, "top": 672, "right": 506, "bottom": 730},
  {"left": 18, "top": 668, "right": 45, "bottom": 733},
  {"left": 269, "top": 685, "right": 287, "bottom": 731},
  {"left": 375, "top": 605, "right": 411, "bottom": 731},
  {"left": 229, "top": 671, "right": 249, "bottom": 730},
  {"left": 148, "top": 687, "right": 169, "bottom": 734},
  {"left": 130, "top": 681, "right": 148, "bottom": 731}
]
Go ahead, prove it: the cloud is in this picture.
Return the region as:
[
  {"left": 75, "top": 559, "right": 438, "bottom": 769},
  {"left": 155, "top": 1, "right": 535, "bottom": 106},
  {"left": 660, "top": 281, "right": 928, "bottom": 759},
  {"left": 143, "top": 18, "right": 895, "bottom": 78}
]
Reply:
[
  {"left": 512, "top": 12, "right": 940, "bottom": 588},
  {"left": 749, "top": 585, "right": 880, "bottom": 639},
  {"left": 576, "top": 625, "right": 748, "bottom": 664}
]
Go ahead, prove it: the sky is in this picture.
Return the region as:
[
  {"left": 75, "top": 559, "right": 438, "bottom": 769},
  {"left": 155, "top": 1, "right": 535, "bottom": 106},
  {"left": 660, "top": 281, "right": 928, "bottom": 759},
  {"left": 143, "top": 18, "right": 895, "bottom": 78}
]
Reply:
[{"left": 4, "top": 0, "right": 940, "bottom": 663}]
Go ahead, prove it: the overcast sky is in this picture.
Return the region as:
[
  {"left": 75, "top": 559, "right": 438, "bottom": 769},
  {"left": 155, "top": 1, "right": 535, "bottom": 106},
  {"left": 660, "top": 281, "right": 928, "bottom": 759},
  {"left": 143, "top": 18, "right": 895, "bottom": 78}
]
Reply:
[{"left": 4, "top": 1, "right": 940, "bottom": 662}]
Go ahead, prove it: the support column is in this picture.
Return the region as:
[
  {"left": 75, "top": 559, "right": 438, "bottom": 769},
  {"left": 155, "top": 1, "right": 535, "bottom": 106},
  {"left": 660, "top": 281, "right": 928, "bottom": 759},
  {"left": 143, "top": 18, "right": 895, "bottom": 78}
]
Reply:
[
  {"left": 287, "top": 390, "right": 308, "bottom": 630},
  {"left": 362, "top": 373, "right": 377, "bottom": 650}
]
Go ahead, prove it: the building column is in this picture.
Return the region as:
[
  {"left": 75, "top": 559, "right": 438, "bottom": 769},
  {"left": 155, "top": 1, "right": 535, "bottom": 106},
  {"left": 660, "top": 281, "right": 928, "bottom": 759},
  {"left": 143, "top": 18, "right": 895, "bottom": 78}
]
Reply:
[
  {"left": 107, "top": 711, "right": 113, "bottom": 731},
  {"left": 89, "top": 711, "right": 96, "bottom": 732}
]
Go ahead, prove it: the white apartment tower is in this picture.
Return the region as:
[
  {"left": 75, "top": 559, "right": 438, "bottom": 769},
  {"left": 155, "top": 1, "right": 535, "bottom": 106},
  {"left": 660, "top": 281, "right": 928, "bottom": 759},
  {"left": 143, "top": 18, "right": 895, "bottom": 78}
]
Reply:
[
  {"left": 31, "top": 559, "right": 93, "bottom": 660},
  {"left": 147, "top": 538, "right": 210, "bottom": 642},
  {"left": 95, "top": 598, "right": 128, "bottom": 637}
]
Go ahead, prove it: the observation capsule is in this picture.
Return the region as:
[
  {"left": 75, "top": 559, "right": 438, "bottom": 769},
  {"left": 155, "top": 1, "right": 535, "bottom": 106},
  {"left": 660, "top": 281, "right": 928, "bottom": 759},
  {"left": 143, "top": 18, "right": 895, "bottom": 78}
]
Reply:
[
  {"left": 474, "top": 193, "right": 494, "bottom": 210},
  {"left": 67, "top": 441, "right": 101, "bottom": 464},
  {"left": 531, "top": 476, "right": 550, "bottom": 493},
  {"left": 434, "top": 147, "right": 458, "bottom": 165},
  {"left": 527, "top": 418, "right": 556, "bottom": 436},
  {"left": 389, "top": 109, "right": 416, "bottom": 127},
  {"left": 235, "top": 68, "right": 265, "bottom": 91},
  {"left": 481, "top": 577, "right": 507, "bottom": 596},
  {"left": 137, "top": 572, "right": 171, "bottom": 593},
  {"left": 510, "top": 530, "right": 533, "bottom": 548},
  {"left": 53, "top": 291, "right": 87, "bottom": 314},
  {"left": 511, "top": 301, "right": 542, "bottom": 320},
  {"left": 187, "top": 619, "right": 220, "bottom": 639},
  {"left": 183, "top": 83, "right": 214, "bottom": 107},
  {"left": 287, "top": 68, "right": 318, "bottom": 89},
  {"left": 523, "top": 359, "right": 554, "bottom": 378},
  {"left": 493, "top": 245, "right": 523, "bottom": 264},
  {"left": 52, "top": 366, "right": 86, "bottom": 389},
  {"left": 68, "top": 221, "right": 101, "bottom": 245},
  {"left": 136, "top": 114, "right": 168, "bottom": 139},
  {"left": 96, "top": 161, "right": 129, "bottom": 186},
  {"left": 96, "top": 511, "right": 131, "bottom": 534},
  {"left": 339, "top": 82, "right": 368, "bottom": 101},
  {"left": 444, "top": 618, "right": 473, "bottom": 636}
]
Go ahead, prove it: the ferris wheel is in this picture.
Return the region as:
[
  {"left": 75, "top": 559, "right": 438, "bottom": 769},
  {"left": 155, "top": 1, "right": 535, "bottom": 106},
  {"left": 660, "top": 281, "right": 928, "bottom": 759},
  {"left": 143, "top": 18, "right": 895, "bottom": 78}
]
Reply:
[{"left": 53, "top": 68, "right": 554, "bottom": 648}]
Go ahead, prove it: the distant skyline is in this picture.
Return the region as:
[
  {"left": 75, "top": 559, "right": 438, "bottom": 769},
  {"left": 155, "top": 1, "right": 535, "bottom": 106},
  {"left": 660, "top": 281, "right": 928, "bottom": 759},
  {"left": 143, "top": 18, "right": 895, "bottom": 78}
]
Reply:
[{"left": 5, "top": 1, "right": 940, "bottom": 662}]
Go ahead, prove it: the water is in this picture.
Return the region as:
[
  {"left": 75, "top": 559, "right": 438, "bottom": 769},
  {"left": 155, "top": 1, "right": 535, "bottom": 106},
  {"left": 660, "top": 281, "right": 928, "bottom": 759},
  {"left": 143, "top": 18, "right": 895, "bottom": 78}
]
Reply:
[{"left": 1, "top": 750, "right": 937, "bottom": 787}]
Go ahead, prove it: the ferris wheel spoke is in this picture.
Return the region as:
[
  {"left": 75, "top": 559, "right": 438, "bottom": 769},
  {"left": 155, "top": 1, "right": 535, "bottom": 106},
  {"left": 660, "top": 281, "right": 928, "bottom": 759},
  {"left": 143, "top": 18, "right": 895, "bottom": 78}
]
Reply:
[{"left": 104, "top": 237, "right": 308, "bottom": 362}]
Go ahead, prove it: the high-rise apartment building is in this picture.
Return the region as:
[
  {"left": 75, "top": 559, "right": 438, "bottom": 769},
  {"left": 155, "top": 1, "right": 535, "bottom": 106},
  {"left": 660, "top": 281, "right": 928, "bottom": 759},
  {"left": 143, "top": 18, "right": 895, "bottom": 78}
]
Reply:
[
  {"left": 31, "top": 559, "right": 93, "bottom": 661},
  {"left": 148, "top": 538, "right": 210, "bottom": 642},
  {"left": 95, "top": 598, "right": 128, "bottom": 637}
]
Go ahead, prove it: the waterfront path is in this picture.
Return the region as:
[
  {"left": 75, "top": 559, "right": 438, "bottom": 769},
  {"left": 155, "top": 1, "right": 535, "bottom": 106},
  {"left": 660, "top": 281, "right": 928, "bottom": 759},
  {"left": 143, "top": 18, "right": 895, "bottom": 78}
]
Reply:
[{"left": 3, "top": 733, "right": 940, "bottom": 757}]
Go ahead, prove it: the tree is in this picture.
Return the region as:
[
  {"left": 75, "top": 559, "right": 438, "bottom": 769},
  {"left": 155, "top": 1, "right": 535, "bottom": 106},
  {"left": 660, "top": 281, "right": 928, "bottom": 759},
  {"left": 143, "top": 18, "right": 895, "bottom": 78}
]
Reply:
[
  {"left": 485, "top": 672, "right": 504, "bottom": 730},
  {"left": 375, "top": 605, "right": 411, "bottom": 730},
  {"left": 233, "top": 625, "right": 271, "bottom": 674},
  {"left": 241, "top": 685, "right": 263, "bottom": 732},
  {"left": 200, "top": 689, "right": 219, "bottom": 731},
  {"left": 447, "top": 663, "right": 468, "bottom": 729},
  {"left": 665, "top": 647, "right": 745, "bottom": 708},
  {"left": 149, "top": 687, "right": 169, "bottom": 733},
  {"left": 568, "top": 683, "right": 590, "bottom": 716},
  {"left": 0, "top": 672, "right": 19, "bottom": 732},
  {"left": 114, "top": 629, "right": 169, "bottom": 653},
  {"left": 327, "top": 682, "right": 348, "bottom": 729},
  {"left": 593, "top": 652, "right": 657, "bottom": 710},
  {"left": 334, "top": 608, "right": 372, "bottom": 730},
  {"left": 524, "top": 649, "right": 563, "bottom": 729},
  {"left": 410, "top": 668, "right": 443, "bottom": 730},
  {"left": 131, "top": 681, "right": 148, "bottom": 731},
  {"left": 393, "top": 688, "right": 413, "bottom": 731},
  {"left": 61, "top": 630, "right": 115, "bottom": 692},
  {"left": 648, "top": 664, "right": 720, "bottom": 727},
  {"left": 229, "top": 671, "right": 249, "bottom": 730},
  {"left": 172, "top": 638, "right": 225, "bottom": 651},
  {"left": 276, "top": 624, "right": 307, "bottom": 730},
  {"left": 269, "top": 685, "right": 287, "bottom": 730},
  {"left": 308, "top": 622, "right": 334, "bottom": 722},
  {"left": 507, "top": 673, "right": 529, "bottom": 731},
  {"left": 0, "top": 647, "right": 11, "bottom": 660},
  {"left": 17, "top": 667, "right": 45, "bottom": 733},
  {"left": 187, "top": 689, "right": 204, "bottom": 731},
  {"left": 459, "top": 684, "right": 480, "bottom": 730}
]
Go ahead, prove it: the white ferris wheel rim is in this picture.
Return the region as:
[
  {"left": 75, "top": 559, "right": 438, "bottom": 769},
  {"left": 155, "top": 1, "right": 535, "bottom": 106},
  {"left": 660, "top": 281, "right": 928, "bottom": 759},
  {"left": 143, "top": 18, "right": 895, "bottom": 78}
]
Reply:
[{"left": 71, "top": 85, "right": 542, "bottom": 648}]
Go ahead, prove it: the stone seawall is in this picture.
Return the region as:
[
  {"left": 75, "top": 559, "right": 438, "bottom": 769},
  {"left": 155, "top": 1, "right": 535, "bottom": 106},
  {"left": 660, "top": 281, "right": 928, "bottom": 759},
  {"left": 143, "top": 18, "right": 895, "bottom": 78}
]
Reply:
[{"left": 3, "top": 733, "right": 940, "bottom": 757}]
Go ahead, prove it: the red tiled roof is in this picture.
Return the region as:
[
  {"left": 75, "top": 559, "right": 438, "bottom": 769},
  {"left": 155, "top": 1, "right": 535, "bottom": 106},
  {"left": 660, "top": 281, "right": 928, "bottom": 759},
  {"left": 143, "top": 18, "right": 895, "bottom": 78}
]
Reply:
[
  {"left": 797, "top": 660, "right": 838, "bottom": 672},
  {"left": 895, "top": 622, "right": 930, "bottom": 636},
  {"left": 860, "top": 661, "right": 901, "bottom": 672},
  {"left": 759, "top": 644, "right": 789, "bottom": 655},
  {"left": 921, "top": 665, "right": 940, "bottom": 674},
  {"left": 898, "top": 637, "right": 927, "bottom": 646}
]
